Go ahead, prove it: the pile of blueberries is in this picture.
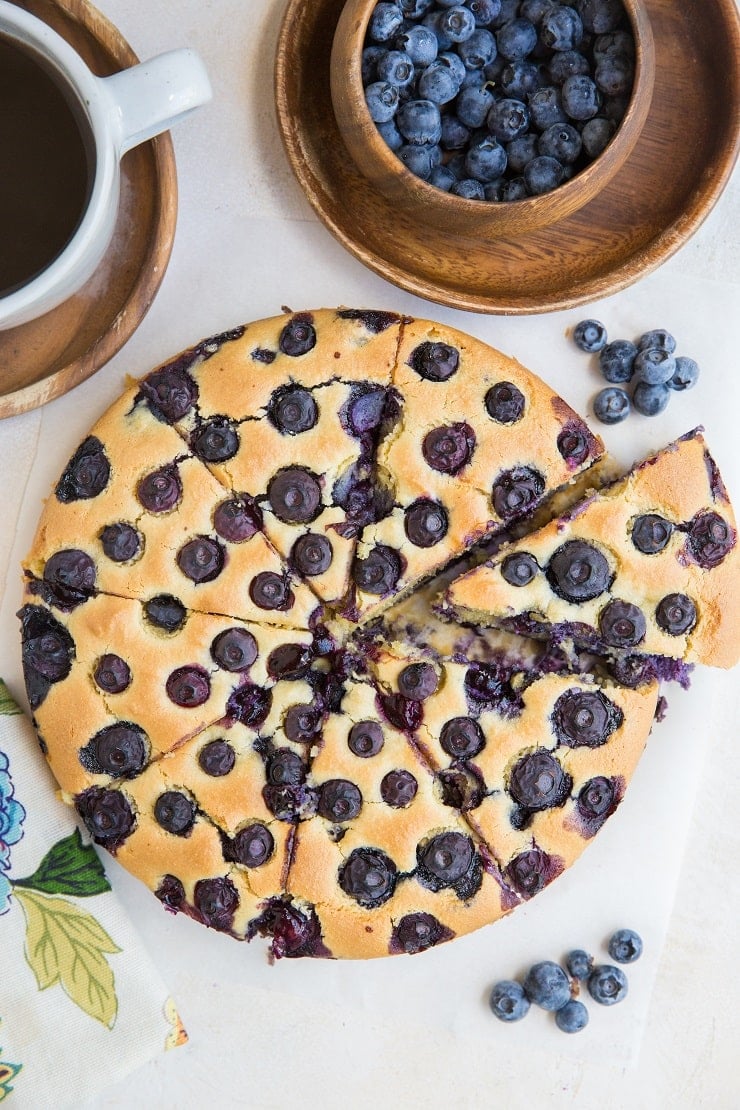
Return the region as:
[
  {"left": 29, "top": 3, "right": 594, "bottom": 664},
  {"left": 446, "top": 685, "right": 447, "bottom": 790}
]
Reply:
[
  {"left": 489, "top": 927, "right": 642, "bottom": 1033},
  {"left": 361, "top": 0, "right": 636, "bottom": 201},
  {"left": 572, "top": 319, "right": 701, "bottom": 423}
]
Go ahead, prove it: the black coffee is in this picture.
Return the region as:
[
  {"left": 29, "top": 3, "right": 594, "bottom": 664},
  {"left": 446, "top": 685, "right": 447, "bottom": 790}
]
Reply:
[{"left": 0, "top": 35, "right": 93, "bottom": 296}]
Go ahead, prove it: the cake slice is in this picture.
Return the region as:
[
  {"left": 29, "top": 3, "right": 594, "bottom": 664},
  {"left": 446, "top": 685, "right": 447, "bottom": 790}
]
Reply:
[
  {"left": 345, "top": 316, "right": 605, "bottom": 623},
  {"left": 23, "top": 386, "right": 322, "bottom": 630},
  {"left": 134, "top": 309, "right": 404, "bottom": 607},
  {"left": 445, "top": 429, "right": 740, "bottom": 669}
]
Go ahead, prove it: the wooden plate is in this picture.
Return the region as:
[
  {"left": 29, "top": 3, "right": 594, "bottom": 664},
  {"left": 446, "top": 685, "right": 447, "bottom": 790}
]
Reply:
[
  {"left": 275, "top": 0, "right": 740, "bottom": 315},
  {"left": 0, "top": 0, "right": 177, "bottom": 419}
]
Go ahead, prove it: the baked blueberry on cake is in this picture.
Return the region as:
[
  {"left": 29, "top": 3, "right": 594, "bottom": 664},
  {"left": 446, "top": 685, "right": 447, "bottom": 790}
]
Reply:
[{"left": 20, "top": 311, "right": 740, "bottom": 960}]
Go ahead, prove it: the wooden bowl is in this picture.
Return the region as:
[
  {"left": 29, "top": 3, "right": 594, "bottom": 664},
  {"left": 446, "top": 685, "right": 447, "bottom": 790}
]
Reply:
[{"left": 330, "top": 0, "right": 655, "bottom": 238}]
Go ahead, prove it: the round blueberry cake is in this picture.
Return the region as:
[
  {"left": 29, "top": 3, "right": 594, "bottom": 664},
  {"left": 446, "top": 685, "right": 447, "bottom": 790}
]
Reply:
[{"left": 21, "top": 308, "right": 723, "bottom": 960}]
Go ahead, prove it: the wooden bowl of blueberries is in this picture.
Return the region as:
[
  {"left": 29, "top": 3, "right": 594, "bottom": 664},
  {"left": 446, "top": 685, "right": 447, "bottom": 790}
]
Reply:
[{"left": 330, "top": 0, "right": 656, "bottom": 237}]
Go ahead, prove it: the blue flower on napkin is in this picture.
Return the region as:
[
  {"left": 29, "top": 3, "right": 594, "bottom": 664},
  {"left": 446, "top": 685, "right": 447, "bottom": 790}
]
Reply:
[{"left": 0, "top": 751, "right": 26, "bottom": 915}]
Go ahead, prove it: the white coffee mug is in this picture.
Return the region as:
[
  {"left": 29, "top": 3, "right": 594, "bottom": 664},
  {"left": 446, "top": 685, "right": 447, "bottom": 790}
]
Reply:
[{"left": 0, "top": 1, "right": 212, "bottom": 330}]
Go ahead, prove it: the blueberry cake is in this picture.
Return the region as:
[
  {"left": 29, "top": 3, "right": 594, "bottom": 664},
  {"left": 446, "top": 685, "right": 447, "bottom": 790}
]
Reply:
[
  {"left": 446, "top": 429, "right": 740, "bottom": 671},
  {"left": 20, "top": 309, "right": 733, "bottom": 960}
]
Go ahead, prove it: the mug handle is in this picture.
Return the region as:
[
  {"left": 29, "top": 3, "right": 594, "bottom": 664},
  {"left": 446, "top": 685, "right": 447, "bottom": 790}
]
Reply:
[{"left": 102, "top": 48, "right": 212, "bottom": 155}]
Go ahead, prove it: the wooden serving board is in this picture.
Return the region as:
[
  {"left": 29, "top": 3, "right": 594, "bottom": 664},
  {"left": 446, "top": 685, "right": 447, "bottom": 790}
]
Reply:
[
  {"left": 275, "top": 0, "right": 740, "bottom": 314},
  {"left": 0, "top": 0, "right": 177, "bottom": 419}
]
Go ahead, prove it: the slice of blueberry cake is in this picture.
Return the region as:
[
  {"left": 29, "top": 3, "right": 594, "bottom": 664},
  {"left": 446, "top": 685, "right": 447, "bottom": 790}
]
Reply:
[
  {"left": 345, "top": 317, "right": 604, "bottom": 622},
  {"left": 20, "top": 311, "right": 737, "bottom": 960},
  {"left": 445, "top": 429, "right": 740, "bottom": 670}
]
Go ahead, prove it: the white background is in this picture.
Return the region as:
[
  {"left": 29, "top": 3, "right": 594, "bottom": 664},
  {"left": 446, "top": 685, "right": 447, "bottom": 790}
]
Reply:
[{"left": 1, "top": 1, "right": 739, "bottom": 1106}]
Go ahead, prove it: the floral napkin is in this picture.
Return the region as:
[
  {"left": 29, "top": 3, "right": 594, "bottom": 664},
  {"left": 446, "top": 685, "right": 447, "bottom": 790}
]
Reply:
[{"left": 0, "top": 679, "right": 186, "bottom": 1107}]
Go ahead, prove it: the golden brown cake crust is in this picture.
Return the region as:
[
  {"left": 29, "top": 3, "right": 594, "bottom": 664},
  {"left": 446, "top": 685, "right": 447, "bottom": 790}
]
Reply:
[{"left": 20, "top": 313, "right": 736, "bottom": 960}]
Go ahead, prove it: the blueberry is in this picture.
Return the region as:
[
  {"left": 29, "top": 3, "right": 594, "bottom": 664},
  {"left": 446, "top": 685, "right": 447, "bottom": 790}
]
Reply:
[
  {"left": 499, "top": 177, "right": 528, "bottom": 200},
  {"left": 399, "top": 0, "right": 435, "bottom": 15},
  {"left": 599, "top": 339, "right": 637, "bottom": 382},
  {"left": 439, "top": 716, "right": 486, "bottom": 758},
  {"left": 422, "top": 422, "right": 476, "bottom": 473},
  {"left": 210, "top": 627, "right": 258, "bottom": 672},
  {"left": 267, "top": 468, "right": 323, "bottom": 524},
  {"left": 631, "top": 513, "right": 673, "bottom": 555},
  {"left": 397, "top": 661, "right": 439, "bottom": 699},
  {"left": 396, "top": 24, "right": 439, "bottom": 66},
  {"left": 637, "top": 328, "right": 676, "bottom": 353},
  {"left": 100, "top": 522, "right": 143, "bottom": 563},
  {"left": 522, "top": 961, "right": 571, "bottom": 1011},
  {"left": 137, "top": 465, "right": 182, "bottom": 513},
  {"left": 555, "top": 999, "right": 589, "bottom": 1033},
  {"left": 457, "top": 27, "right": 497, "bottom": 68},
  {"left": 485, "top": 380, "right": 525, "bottom": 422},
  {"left": 593, "top": 386, "right": 630, "bottom": 424},
  {"left": 418, "top": 831, "right": 475, "bottom": 885},
  {"left": 593, "top": 28, "right": 635, "bottom": 61},
  {"left": 154, "top": 790, "right": 196, "bottom": 835},
  {"left": 655, "top": 593, "right": 696, "bottom": 636},
  {"left": 455, "top": 83, "right": 496, "bottom": 127},
  {"left": 226, "top": 683, "right": 272, "bottom": 728},
  {"left": 55, "top": 436, "right": 110, "bottom": 502},
  {"left": 451, "top": 178, "right": 486, "bottom": 199},
  {"left": 339, "top": 846, "right": 398, "bottom": 906},
  {"left": 508, "top": 749, "right": 572, "bottom": 810},
  {"left": 581, "top": 116, "right": 615, "bottom": 157},
  {"left": 279, "top": 316, "right": 316, "bottom": 357},
  {"left": 573, "top": 318, "right": 607, "bottom": 353},
  {"left": 93, "top": 654, "right": 132, "bottom": 695},
  {"left": 198, "top": 738, "right": 235, "bottom": 777},
  {"left": 193, "top": 876, "right": 239, "bottom": 931},
  {"left": 318, "top": 778, "right": 363, "bottom": 822},
  {"left": 213, "top": 495, "right": 262, "bottom": 543},
  {"left": 79, "top": 722, "right": 147, "bottom": 777},
  {"left": 538, "top": 122, "right": 582, "bottom": 163},
  {"left": 565, "top": 949, "right": 593, "bottom": 979},
  {"left": 465, "top": 135, "right": 508, "bottom": 181},
  {"left": 290, "top": 532, "right": 333, "bottom": 577},
  {"left": 438, "top": 48, "right": 468, "bottom": 85},
  {"left": 588, "top": 964, "right": 628, "bottom": 1005},
  {"left": 418, "top": 59, "right": 462, "bottom": 103},
  {"left": 548, "top": 49, "right": 590, "bottom": 84},
  {"left": 377, "top": 48, "right": 416, "bottom": 87},
  {"left": 177, "top": 536, "right": 225, "bottom": 583},
  {"left": 380, "top": 768, "right": 418, "bottom": 807},
  {"left": 496, "top": 18, "right": 538, "bottom": 61},
  {"left": 440, "top": 113, "right": 471, "bottom": 150},
  {"left": 528, "top": 87, "right": 567, "bottom": 130},
  {"left": 632, "top": 381, "right": 670, "bottom": 417},
  {"left": 524, "top": 155, "right": 564, "bottom": 195},
  {"left": 546, "top": 539, "right": 611, "bottom": 601},
  {"left": 506, "top": 847, "right": 562, "bottom": 897},
  {"left": 437, "top": 5, "right": 477, "bottom": 42},
  {"left": 368, "top": 2, "right": 405, "bottom": 43},
  {"left": 144, "top": 594, "right": 187, "bottom": 632},
  {"left": 540, "top": 6, "right": 583, "bottom": 51},
  {"left": 398, "top": 143, "right": 435, "bottom": 179},
  {"left": 632, "top": 348, "right": 676, "bottom": 386},
  {"left": 561, "top": 73, "right": 601, "bottom": 120},
  {"left": 348, "top": 720, "right": 384, "bottom": 757},
  {"left": 397, "top": 98, "right": 443, "bottom": 142},
  {"left": 353, "top": 544, "right": 402, "bottom": 595},
  {"left": 491, "top": 465, "right": 545, "bottom": 520},
  {"left": 390, "top": 912, "right": 453, "bottom": 955},
  {"left": 487, "top": 98, "right": 530, "bottom": 143},
  {"left": 669, "top": 356, "right": 700, "bottom": 391},
  {"left": 365, "top": 80, "right": 400, "bottom": 123},
  {"left": 687, "top": 511, "right": 735, "bottom": 568},
  {"left": 76, "top": 786, "right": 134, "bottom": 847},
  {"left": 506, "top": 132, "right": 539, "bottom": 172},
  {"left": 489, "top": 980, "right": 531, "bottom": 1022},
  {"left": 362, "top": 44, "right": 385, "bottom": 84},
  {"left": 467, "top": 0, "right": 502, "bottom": 25},
  {"left": 165, "top": 665, "right": 211, "bottom": 708},
  {"left": 598, "top": 598, "right": 647, "bottom": 648},
  {"left": 190, "top": 416, "right": 239, "bottom": 463},
  {"left": 608, "top": 928, "right": 643, "bottom": 964},
  {"left": 266, "top": 641, "right": 312, "bottom": 680},
  {"left": 595, "top": 54, "right": 634, "bottom": 97},
  {"left": 42, "top": 548, "right": 96, "bottom": 609},
  {"left": 267, "top": 384, "right": 319, "bottom": 435},
  {"left": 520, "top": 0, "right": 557, "bottom": 22},
  {"left": 499, "top": 59, "right": 545, "bottom": 99},
  {"left": 551, "top": 686, "right": 622, "bottom": 747},
  {"left": 226, "top": 823, "right": 275, "bottom": 868},
  {"left": 573, "top": 0, "right": 624, "bottom": 35},
  {"left": 404, "top": 497, "right": 449, "bottom": 546},
  {"left": 502, "top": 551, "right": 539, "bottom": 586},
  {"left": 429, "top": 165, "right": 457, "bottom": 190}
]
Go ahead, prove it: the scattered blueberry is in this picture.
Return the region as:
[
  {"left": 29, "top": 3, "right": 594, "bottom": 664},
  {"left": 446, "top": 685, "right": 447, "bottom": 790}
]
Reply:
[
  {"left": 523, "top": 960, "right": 571, "bottom": 1011},
  {"left": 599, "top": 339, "right": 637, "bottom": 383},
  {"left": 573, "top": 318, "right": 607, "bottom": 353},
  {"left": 632, "top": 380, "right": 670, "bottom": 417},
  {"left": 489, "top": 980, "right": 531, "bottom": 1022},
  {"left": 565, "top": 949, "right": 593, "bottom": 979},
  {"left": 588, "top": 964, "right": 628, "bottom": 1005},
  {"left": 555, "top": 999, "right": 589, "bottom": 1033},
  {"left": 632, "top": 348, "right": 676, "bottom": 386},
  {"left": 593, "top": 386, "right": 630, "bottom": 424},
  {"left": 607, "top": 928, "right": 643, "bottom": 964},
  {"left": 669, "top": 355, "right": 700, "bottom": 391}
]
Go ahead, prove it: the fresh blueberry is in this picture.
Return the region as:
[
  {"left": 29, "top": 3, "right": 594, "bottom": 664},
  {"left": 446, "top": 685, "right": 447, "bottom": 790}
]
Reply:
[
  {"left": 669, "top": 356, "right": 700, "bottom": 391},
  {"left": 429, "top": 164, "right": 457, "bottom": 190},
  {"left": 548, "top": 49, "right": 590, "bottom": 84},
  {"left": 397, "top": 98, "right": 443, "bottom": 142},
  {"left": 538, "top": 122, "right": 582, "bottom": 163},
  {"left": 365, "top": 80, "right": 400, "bottom": 123},
  {"left": 599, "top": 339, "right": 637, "bottom": 382},
  {"left": 422, "top": 10, "right": 454, "bottom": 50},
  {"left": 440, "top": 113, "right": 471, "bottom": 149},
  {"left": 499, "top": 59, "right": 546, "bottom": 98},
  {"left": 632, "top": 381, "right": 670, "bottom": 417},
  {"left": 524, "top": 155, "right": 564, "bottom": 195},
  {"left": 465, "top": 135, "right": 508, "bottom": 181},
  {"left": 587, "top": 964, "right": 628, "bottom": 1005},
  {"left": 438, "top": 5, "right": 477, "bottom": 42},
  {"left": 377, "top": 49, "right": 416, "bottom": 87},
  {"left": 458, "top": 27, "right": 497, "bottom": 67},
  {"left": 505, "top": 132, "right": 539, "bottom": 172},
  {"left": 632, "top": 348, "right": 676, "bottom": 386},
  {"left": 523, "top": 961, "right": 572, "bottom": 1011},
  {"left": 439, "top": 48, "right": 468, "bottom": 85},
  {"left": 573, "top": 0, "right": 624, "bottom": 35},
  {"left": 499, "top": 177, "right": 528, "bottom": 200},
  {"left": 637, "top": 328, "right": 676, "bottom": 353},
  {"left": 489, "top": 980, "right": 531, "bottom": 1022},
  {"left": 496, "top": 17, "right": 538, "bottom": 61},
  {"left": 377, "top": 118, "right": 404, "bottom": 151},
  {"left": 362, "top": 44, "right": 385, "bottom": 84},
  {"left": 573, "top": 318, "right": 607, "bottom": 352},
  {"left": 593, "top": 29, "right": 636, "bottom": 62},
  {"left": 561, "top": 73, "right": 601, "bottom": 120},
  {"left": 398, "top": 143, "right": 435, "bottom": 178},
  {"left": 456, "top": 83, "right": 496, "bottom": 127},
  {"left": 607, "top": 928, "right": 643, "bottom": 964},
  {"left": 451, "top": 178, "right": 486, "bottom": 198},
  {"left": 555, "top": 999, "right": 589, "bottom": 1033},
  {"left": 528, "top": 86, "right": 567, "bottom": 130},
  {"left": 593, "top": 385, "right": 630, "bottom": 424},
  {"left": 595, "top": 53, "right": 634, "bottom": 97},
  {"left": 581, "top": 116, "right": 615, "bottom": 157},
  {"left": 396, "top": 24, "right": 438, "bottom": 66},
  {"left": 519, "top": 0, "right": 557, "bottom": 22},
  {"left": 565, "top": 949, "right": 593, "bottom": 979},
  {"left": 540, "top": 5, "right": 583, "bottom": 50},
  {"left": 368, "top": 2, "right": 405, "bottom": 43},
  {"left": 399, "top": 0, "right": 435, "bottom": 15},
  {"left": 487, "top": 98, "right": 530, "bottom": 142},
  {"left": 467, "top": 0, "right": 502, "bottom": 26},
  {"left": 418, "top": 58, "right": 463, "bottom": 103}
]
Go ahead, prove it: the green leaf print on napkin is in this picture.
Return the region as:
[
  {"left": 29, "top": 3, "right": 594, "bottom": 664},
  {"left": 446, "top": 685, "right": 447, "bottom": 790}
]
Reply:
[
  {"left": 13, "top": 828, "right": 111, "bottom": 898},
  {"left": 15, "top": 887, "right": 121, "bottom": 1029},
  {"left": 0, "top": 686, "right": 20, "bottom": 716}
]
